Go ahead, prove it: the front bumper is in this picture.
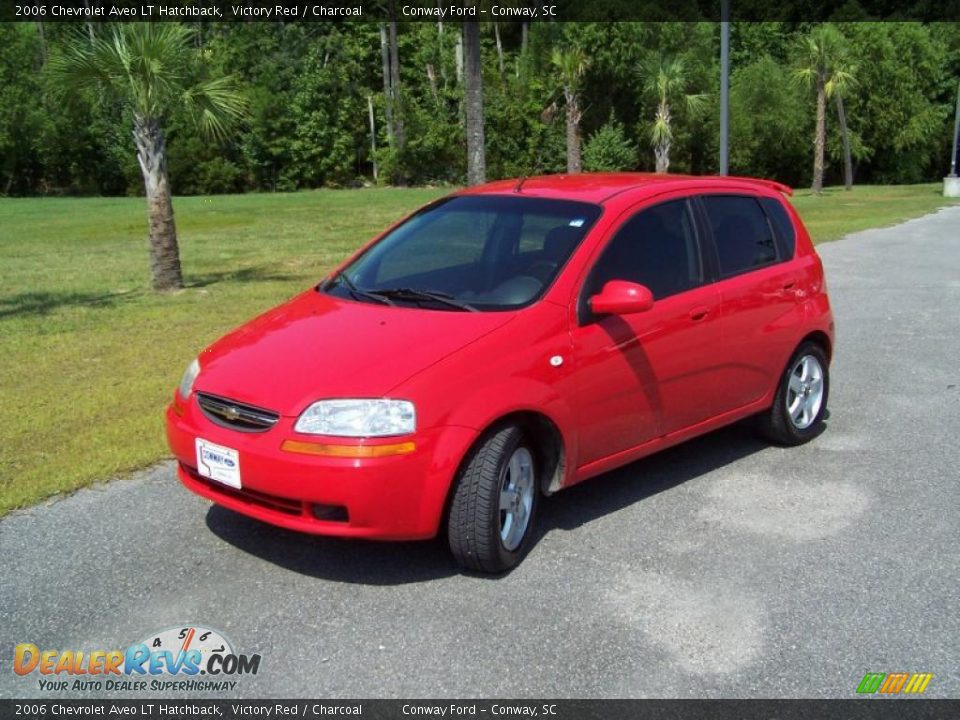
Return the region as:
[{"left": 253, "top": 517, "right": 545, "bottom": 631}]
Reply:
[{"left": 165, "top": 398, "right": 476, "bottom": 540}]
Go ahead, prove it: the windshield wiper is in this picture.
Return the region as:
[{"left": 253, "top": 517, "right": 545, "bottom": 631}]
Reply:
[
  {"left": 374, "top": 288, "right": 478, "bottom": 312},
  {"left": 328, "top": 271, "right": 395, "bottom": 306}
]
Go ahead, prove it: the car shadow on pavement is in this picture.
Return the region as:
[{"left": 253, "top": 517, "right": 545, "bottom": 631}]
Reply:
[
  {"left": 533, "top": 420, "right": 769, "bottom": 539},
  {"left": 205, "top": 506, "right": 461, "bottom": 585},
  {"left": 205, "top": 419, "right": 776, "bottom": 585}
]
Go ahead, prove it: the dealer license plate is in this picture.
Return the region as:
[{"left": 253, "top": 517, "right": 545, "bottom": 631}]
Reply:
[{"left": 195, "top": 438, "right": 241, "bottom": 489}]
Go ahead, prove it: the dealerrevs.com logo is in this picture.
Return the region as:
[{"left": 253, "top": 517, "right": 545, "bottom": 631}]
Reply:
[{"left": 13, "top": 626, "right": 261, "bottom": 693}]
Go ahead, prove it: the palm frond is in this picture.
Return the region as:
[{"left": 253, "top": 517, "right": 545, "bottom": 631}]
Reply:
[
  {"left": 684, "top": 92, "right": 708, "bottom": 115},
  {"left": 45, "top": 29, "right": 124, "bottom": 103},
  {"left": 182, "top": 75, "right": 249, "bottom": 141},
  {"left": 639, "top": 53, "right": 694, "bottom": 104},
  {"left": 45, "top": 22, "right": 246, "bottom": 138},
  {"left": 825, "top": 64, "right": 857, "bottom": 98},
  {"left": 550, "top": 46, "right": 590, "bottom": 88},
  {"left": 792, "top": 23, "right": 855, "bottom": 95},
  {"left": 791, "top": 66, "right": 817, "bottom": 89}
]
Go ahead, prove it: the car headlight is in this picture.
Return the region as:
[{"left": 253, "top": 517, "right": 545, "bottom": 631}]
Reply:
[
  {"left": 178, "top": 358, "right": 201, "bottom": 399},
  {"left": 294, "top": 399, "right": 416, "bottom": 437}
]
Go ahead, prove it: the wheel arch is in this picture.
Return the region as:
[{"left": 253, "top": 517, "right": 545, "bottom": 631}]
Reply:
[
  {"left": 441, "top": 409, "right": 567, "bottom": 524},
  {"left": 800, "top": 330, "right": 832, "bottom": 361},
  {"left": 494, "top": 410, "right": 567, "bottom": 496}
]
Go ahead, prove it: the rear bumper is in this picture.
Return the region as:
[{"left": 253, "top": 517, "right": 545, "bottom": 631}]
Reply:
[{"left": 166, "top": 400, "right": 477, "bottom": 540}]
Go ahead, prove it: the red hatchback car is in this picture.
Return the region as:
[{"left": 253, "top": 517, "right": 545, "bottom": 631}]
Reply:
[{"left": 166, "top": 173, "right": 833, "bottom": 572}]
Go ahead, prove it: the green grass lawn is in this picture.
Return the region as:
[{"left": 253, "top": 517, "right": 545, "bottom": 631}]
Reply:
[
  {"left": 0, "top": 182, "right": 955, "bottom": 515},
  {"left": 791, "top": 183, "right": 957, "bottom": 242}
]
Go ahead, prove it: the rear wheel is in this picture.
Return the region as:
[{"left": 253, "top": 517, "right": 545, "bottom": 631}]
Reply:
[
  {"left": 758, "top": 341, "right": 830, "bottom": 445},
  {"left": 447, "top": 425, "right": 539, "bottom": 573}
]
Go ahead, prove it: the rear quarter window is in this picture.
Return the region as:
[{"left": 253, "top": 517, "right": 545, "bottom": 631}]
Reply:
[
  {"left": 701, "top": 195, "right": 779, "bottom": 277},
  {"left": 759, "top": 196, "right": 797, "bottom": 259}
]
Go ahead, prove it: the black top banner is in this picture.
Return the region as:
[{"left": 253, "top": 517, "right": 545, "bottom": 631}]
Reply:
[
  {"left": 1, "top": 0, "right": 958, "bottom": 22},
  {"left": 3, "top": 700, "right": 960, "bottom": 720}
]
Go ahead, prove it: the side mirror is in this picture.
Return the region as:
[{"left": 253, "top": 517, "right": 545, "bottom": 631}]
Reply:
[{"left": 589, "top": 280, "right": 655, "bottom": 316}]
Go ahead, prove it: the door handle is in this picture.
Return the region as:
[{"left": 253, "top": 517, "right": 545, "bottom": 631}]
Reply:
[
  {"left": 782, "top": 281, "right": 797, "bottom": 291},
  {"left": 688, "top": 307, "right": 710, "bottom": 321}
]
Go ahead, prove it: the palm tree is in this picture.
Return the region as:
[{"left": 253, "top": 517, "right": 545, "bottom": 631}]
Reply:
[
  {"left": 464, "top": 17, "right": 485, "bottom": 186},
  {"left": 551, "top": 47, "right": 590, "bottom": 174},
  {"left": 640, "top": 54, "right": 705, "bottom": 174},
  {"left": 833, "top": 67, "right": 857, "bottom": 191},
  {"left": 792, "top": 25, "right": 855, "bottom": 194},
  {"left": 387, "top": 0, "right": 404, "bottom": 151},
  {"left": 48, "top": 24, "right": 246, "bottom": 291},
  {"left": 379, "top": 24, "right": 395, "bottom": 145}
]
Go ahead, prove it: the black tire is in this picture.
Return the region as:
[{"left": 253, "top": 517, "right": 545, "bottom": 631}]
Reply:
[
  {"left": 758, "top": 341, "right": 830, "bottom": 446},
  {"left": 447, "top": 424, "right": 539, "bottom": 573}
]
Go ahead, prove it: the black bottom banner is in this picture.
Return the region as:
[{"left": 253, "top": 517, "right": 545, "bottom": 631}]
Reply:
[{"left": 3, "top": 700, "right": 960, "bottom": 720}]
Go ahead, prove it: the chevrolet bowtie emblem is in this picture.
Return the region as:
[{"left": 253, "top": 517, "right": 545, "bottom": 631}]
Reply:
[{"left": 222, "top": 406, "right": 241, "bottom": 421}]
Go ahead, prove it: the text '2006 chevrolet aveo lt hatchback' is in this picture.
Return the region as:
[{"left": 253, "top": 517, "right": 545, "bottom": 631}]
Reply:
[{"left": 166, "top": 173, "right": 834, "bottom": 573}]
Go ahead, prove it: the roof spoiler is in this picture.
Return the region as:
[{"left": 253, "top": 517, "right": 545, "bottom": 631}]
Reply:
[{"left": 729, "top": 176, "right": 794, "bottom": 196}]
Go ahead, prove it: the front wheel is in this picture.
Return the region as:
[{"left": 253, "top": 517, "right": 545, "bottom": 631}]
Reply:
[
  {"left": 447, "top": 425, "right": 539, "bottom": 573},
  {"left": 758, "top": 341, "right": 830, "bottom": 446}
]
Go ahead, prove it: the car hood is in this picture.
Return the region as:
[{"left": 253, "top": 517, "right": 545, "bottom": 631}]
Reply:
[{"left": 194, "top": 290, "right": 516, "bottom": 416}]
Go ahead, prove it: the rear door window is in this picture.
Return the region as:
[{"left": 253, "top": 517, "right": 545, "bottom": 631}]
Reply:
[{"left": 701, "top": 195, "right": 779, "bottom": 277}]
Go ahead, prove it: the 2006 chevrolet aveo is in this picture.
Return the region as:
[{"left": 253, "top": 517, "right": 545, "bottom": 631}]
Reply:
[{"left": 166, "top": 173, "right": 834, "bottom": 572}]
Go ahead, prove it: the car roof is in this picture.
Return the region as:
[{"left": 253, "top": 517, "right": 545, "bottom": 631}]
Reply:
[{"left": 456, "top": 172, "right": 792, "bottom": 204}]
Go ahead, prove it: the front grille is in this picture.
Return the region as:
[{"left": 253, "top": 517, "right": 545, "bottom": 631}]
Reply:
[{"left": 197, "top": 393, "right": 279, "bottom": 432}]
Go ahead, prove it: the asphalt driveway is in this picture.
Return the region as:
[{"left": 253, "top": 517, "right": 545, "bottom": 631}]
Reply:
[{"left": 2, "top": 206, "right": 958, "bottom": 699}]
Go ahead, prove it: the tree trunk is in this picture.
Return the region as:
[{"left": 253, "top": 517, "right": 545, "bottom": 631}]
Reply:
[
  {"left": 494, "top": 22, "right": 505, "bottom": 76},
  {"left": 133, "top": 116, "right": 183, "bottom": 291},
  {"left": 379, "top": 24, "right": 394, "bottom": 145},
  {"left": 464, "top": 20, "right": 486, "bottom": 186},
  {"left": 565, "top": 88, "right": 582, "bottom": 174},
  {"left": 426, "top": 63, "right": 439, "bottom": 104},
  {"left": 812, "top": 77, "right": 826, "bottom": 193},
  {"left": 437, "top": 25, "right": 448, "bottom": 87},
  {"left": 82, "top": 0, "right": 95, "bottom": 44},
  {"left": 367, "top": 95, "right": 378, "bottom": 182},
  {"left": 654, "top": 101, "right": 671, "bottom": 174},
  {"left": 388, "top": 1, "right": 404, "bottom": 150},
  {"left": 655, "top": 144, "right": 670, "bottom": 173},
  {"left": 36, "top": 22, "right": 47, "bottom": 64},
  {"left": 517, "top": 23, "right": 529, "bottom": 78},
  {"left": 455, "top": 29, "right": 464, "bottom": 84},
  {"left": 835, "top": 93, "right": 853, "bottom": 191}
]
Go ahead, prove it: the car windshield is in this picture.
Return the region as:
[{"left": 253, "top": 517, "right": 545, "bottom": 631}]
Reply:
[{"left": 321, "top": 195, "right": 602, "bottom": 311}]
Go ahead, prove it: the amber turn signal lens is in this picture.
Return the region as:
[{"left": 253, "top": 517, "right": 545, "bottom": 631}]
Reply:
[{"left": 280, "top": 439, "right": 416, "bottom": 458}]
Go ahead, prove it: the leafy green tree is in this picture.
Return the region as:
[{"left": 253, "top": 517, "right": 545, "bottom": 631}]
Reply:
[
  {"left": 2, "top": 20, "right": 954, "bottom": 195},
  {"left": 727, "top": 55, "right": 809, "bottom": 185},
  {"left": 205, "top": 23, "right": 309, "bottom": 192},
  {"left": 840, "top": 22, "right": 949, "bottom": 184},
  {"left": 792, "top": 24, "right": 855, "bottom": 193},
  {"left": 289, "top": 28, "right": 371, "bottom": 188},
  {"left": 583, "top": 113, "right": 637, "bottom": 171},
  {"left": 483, "top": 63, "right": 566, "bottom": 180},
  {"left": 640, "top": 54, "right": 705, "bottom": 174},
  {"left": 47, "top": 23, "right": 246, "bottom": 290},
  {"left": 0, "top": 24, "right": 47, "bottom": 195}
]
